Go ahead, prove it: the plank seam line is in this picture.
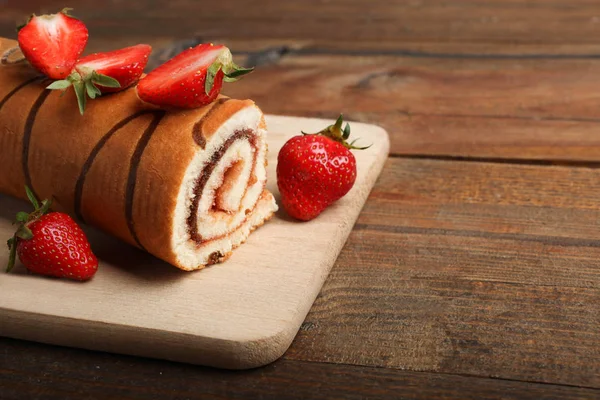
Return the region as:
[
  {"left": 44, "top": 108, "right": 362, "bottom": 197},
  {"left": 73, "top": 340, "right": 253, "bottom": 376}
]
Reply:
[
  {"left": 261, "top": 47, "right": 600, "bottom": 60},
  {"left": 353, "top": 223, "right": 600, "bottom": 249},
  {"left": 282, "top": 358, "right": 600, "bottom": 391},
  {"left": 389, "top": 111, "right": 600, "bottom": 124},
  {"left": 389, "top": 153, "right": 600, "bottom": 169},
  {"left": 319, "top": 272, "right": 600, "bottom": 290},
  {"left": 415, "top": 276, "right": 597, "bottom": 290}
]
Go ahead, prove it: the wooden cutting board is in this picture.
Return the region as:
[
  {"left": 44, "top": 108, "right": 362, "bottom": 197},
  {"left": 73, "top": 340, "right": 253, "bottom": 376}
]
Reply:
[{"left": 0, "top": 115, "right": 389, "bottom": 369}]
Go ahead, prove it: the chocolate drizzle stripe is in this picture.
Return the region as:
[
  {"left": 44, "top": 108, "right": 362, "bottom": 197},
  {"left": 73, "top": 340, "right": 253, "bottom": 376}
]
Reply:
[
  {"left": 22, "top": 87, "right": 52, "bottom": 199},
  {"left": 74, "top": 110, "right": 162, "bottom": 222},
  {"left": 192, "top": 97, "right": 231, "bottom": 148},
  {"left": 0, "top": 76, "right": 42, "bottom": 111},
  {"left": 125, "top": 110, "right": 166, "bottom": 250},
  {"left": 187, "top": 129, "right": 257, "bottom": 244}
]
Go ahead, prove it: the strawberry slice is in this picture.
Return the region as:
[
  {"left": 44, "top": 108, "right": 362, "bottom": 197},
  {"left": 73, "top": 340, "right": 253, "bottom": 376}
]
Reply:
[
  {"left": 136, "top": 43, "right": 253, "bottom": 108},
  {"left": 17, "top": 8, "right": 88, "bottom": 80},
  {"left": 47, "top": 44, "right": 152, "bottom": 114}
]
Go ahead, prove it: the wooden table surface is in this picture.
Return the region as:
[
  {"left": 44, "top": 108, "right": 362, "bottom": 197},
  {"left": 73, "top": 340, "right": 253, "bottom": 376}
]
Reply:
[{"left": 2, "top": 1, "right": 600, "bottom": 399}]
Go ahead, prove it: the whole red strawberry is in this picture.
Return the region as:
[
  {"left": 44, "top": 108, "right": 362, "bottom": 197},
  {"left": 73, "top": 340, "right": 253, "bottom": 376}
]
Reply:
[
  {"left": 17, "top": 8, "right": 88, "bottom": 80},
  {"left": 6, "top": 187, "right": 98, "bottom": 281},
  {"left": 136, "top": 43, "right": 253, "bottom": 108},
  {"left": 277, "top": 115, "right": 370, "bottom": 221}
]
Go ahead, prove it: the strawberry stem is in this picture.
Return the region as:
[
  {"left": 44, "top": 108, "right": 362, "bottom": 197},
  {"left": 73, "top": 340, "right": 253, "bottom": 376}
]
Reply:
[
  {"left": 60, "top": 7, "right": 75, "bottom": 17},
  {"left": 302, "top": 114, "right": 372, "bottom": 150},
  {"left": 39, "top": 199, "right": 52, "bottom": 215}
]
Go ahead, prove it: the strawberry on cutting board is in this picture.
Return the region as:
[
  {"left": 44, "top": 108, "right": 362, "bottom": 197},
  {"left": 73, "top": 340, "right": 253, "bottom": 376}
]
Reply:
[
  {"left": 47, "top": 44, "right": 152, "bottom": 114},
  {"left": 277, "top": 115, "right": 370, "bottom": 221},
  {"left": 6, "top": 187, "right": 98, "bottom": 281},
  {"left": 17, "top": 8, "right": 88, "bottom": 80},
  {"left": 136, "top": 43, "right": 253, "bottom": 108}
]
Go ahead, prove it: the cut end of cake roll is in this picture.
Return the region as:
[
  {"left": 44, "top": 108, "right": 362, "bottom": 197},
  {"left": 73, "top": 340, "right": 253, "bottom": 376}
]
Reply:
[{"left": 171, "top": 100, "right": 278, "bottom": 271}]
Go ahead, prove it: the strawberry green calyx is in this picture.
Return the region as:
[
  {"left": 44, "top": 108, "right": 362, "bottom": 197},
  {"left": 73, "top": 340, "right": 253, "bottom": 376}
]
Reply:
[
  {"left": 6, "top": 186, "right": 52, "bottom": 272},
  {"left": 204, "top": 47, "right": 254, "bottom": 95},
  {"left": 47, "top": 69, "right": 120, "bottom": 115},
  {"left": 302, "top": 114, "right": 371, "bottom": 150},
  {"left": 59, "top": 7, "right": 76, "bottom": 17}
]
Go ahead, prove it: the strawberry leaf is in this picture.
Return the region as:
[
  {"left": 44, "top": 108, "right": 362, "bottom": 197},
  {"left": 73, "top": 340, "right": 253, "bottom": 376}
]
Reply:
[
  {"left": 333, "top": 114, "right": 344, "bottom": 131},
  {"left": 343, "top": 123, "right": 351, "bottom": 139},
  {"left": 46, "top": 80, "right": 73, "bottom": 90},
  {"left": 223, "top": 63, "right": 254, "bottom": 80},
  {"left": 16, "top": 225, "right": 33, "bottom": 240},
  {"left": 347, "top": 138, "right": 372, "bottom": 150},
  {"left": 6, "top": 235, "right": 17, "bottom": 272},
  {"left": 85, "top": 80, "right": 101, "bottom": 99},
  {"left": 205, "top": 61, "right": 222, "bottom": 95},
  {"left": 25, "top": 186, "right": 39, "bottom": 209},
  {"left": 73, "top": 80, "right": 87, "bottom": 115},
  {"left": 15, "top": 212, "right": 29, "bottom": 223},
  {"left": 91, "top": 72, "right": 121, "bottom": 88}
]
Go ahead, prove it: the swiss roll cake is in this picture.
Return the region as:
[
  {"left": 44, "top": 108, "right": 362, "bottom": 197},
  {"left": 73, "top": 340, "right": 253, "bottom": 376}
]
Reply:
[{"left": 0, "top": 37, "right": 277, "bottom": 271}]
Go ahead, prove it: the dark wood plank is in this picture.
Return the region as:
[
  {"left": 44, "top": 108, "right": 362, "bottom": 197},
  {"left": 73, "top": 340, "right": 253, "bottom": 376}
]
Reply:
[
  {"left": 363, "top": 158, "right": 600, "bottom": 245},
  {"left": 221, "top": 53, "right": 600, "bottom": 160},
  {"left": 353, "top": 113, "right": 600, "bottom": 161},
  {"left": 283, "top": 158, "right": 600, "bottom": 387},
  {"left": 5, "top": 1, "right": 600, "bottom": 46},
  {"left": 1, "top": 337, "right": 598, "bottom": 400}
]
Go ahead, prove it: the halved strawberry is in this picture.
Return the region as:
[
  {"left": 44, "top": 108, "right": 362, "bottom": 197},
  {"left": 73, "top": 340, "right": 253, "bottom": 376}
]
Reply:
[
  {"left": 17, "top": 8, "right": 88, "bottom": 80},
  {"left": 136, "top": 43, "right": 253, "bottom": 108},
  {"left": 47, "top": 44, "right": 152, "bottom": 114},
  {"left": 76, "top": 44, "right": 152, "bottom": 93}
]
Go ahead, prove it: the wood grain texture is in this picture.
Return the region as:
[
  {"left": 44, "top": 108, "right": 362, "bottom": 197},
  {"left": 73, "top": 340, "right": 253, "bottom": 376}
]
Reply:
[
  {"left": 2, "top": 1, "right": 600, "bottom": 397},
  {"left": 221, "top": 53, "right": 600, "bottom": 161},
  {"left": 284, "top": 158, "right": 600, "bottom": 388},
  {"left": 1, "top": 337, "right": 598, "bottom": 400},
  {"left": 0, "top": 116, "right": 389, "bottom": 369},
  {"left": 5, "top": 1, "right": 600, "bottom": 45}
]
